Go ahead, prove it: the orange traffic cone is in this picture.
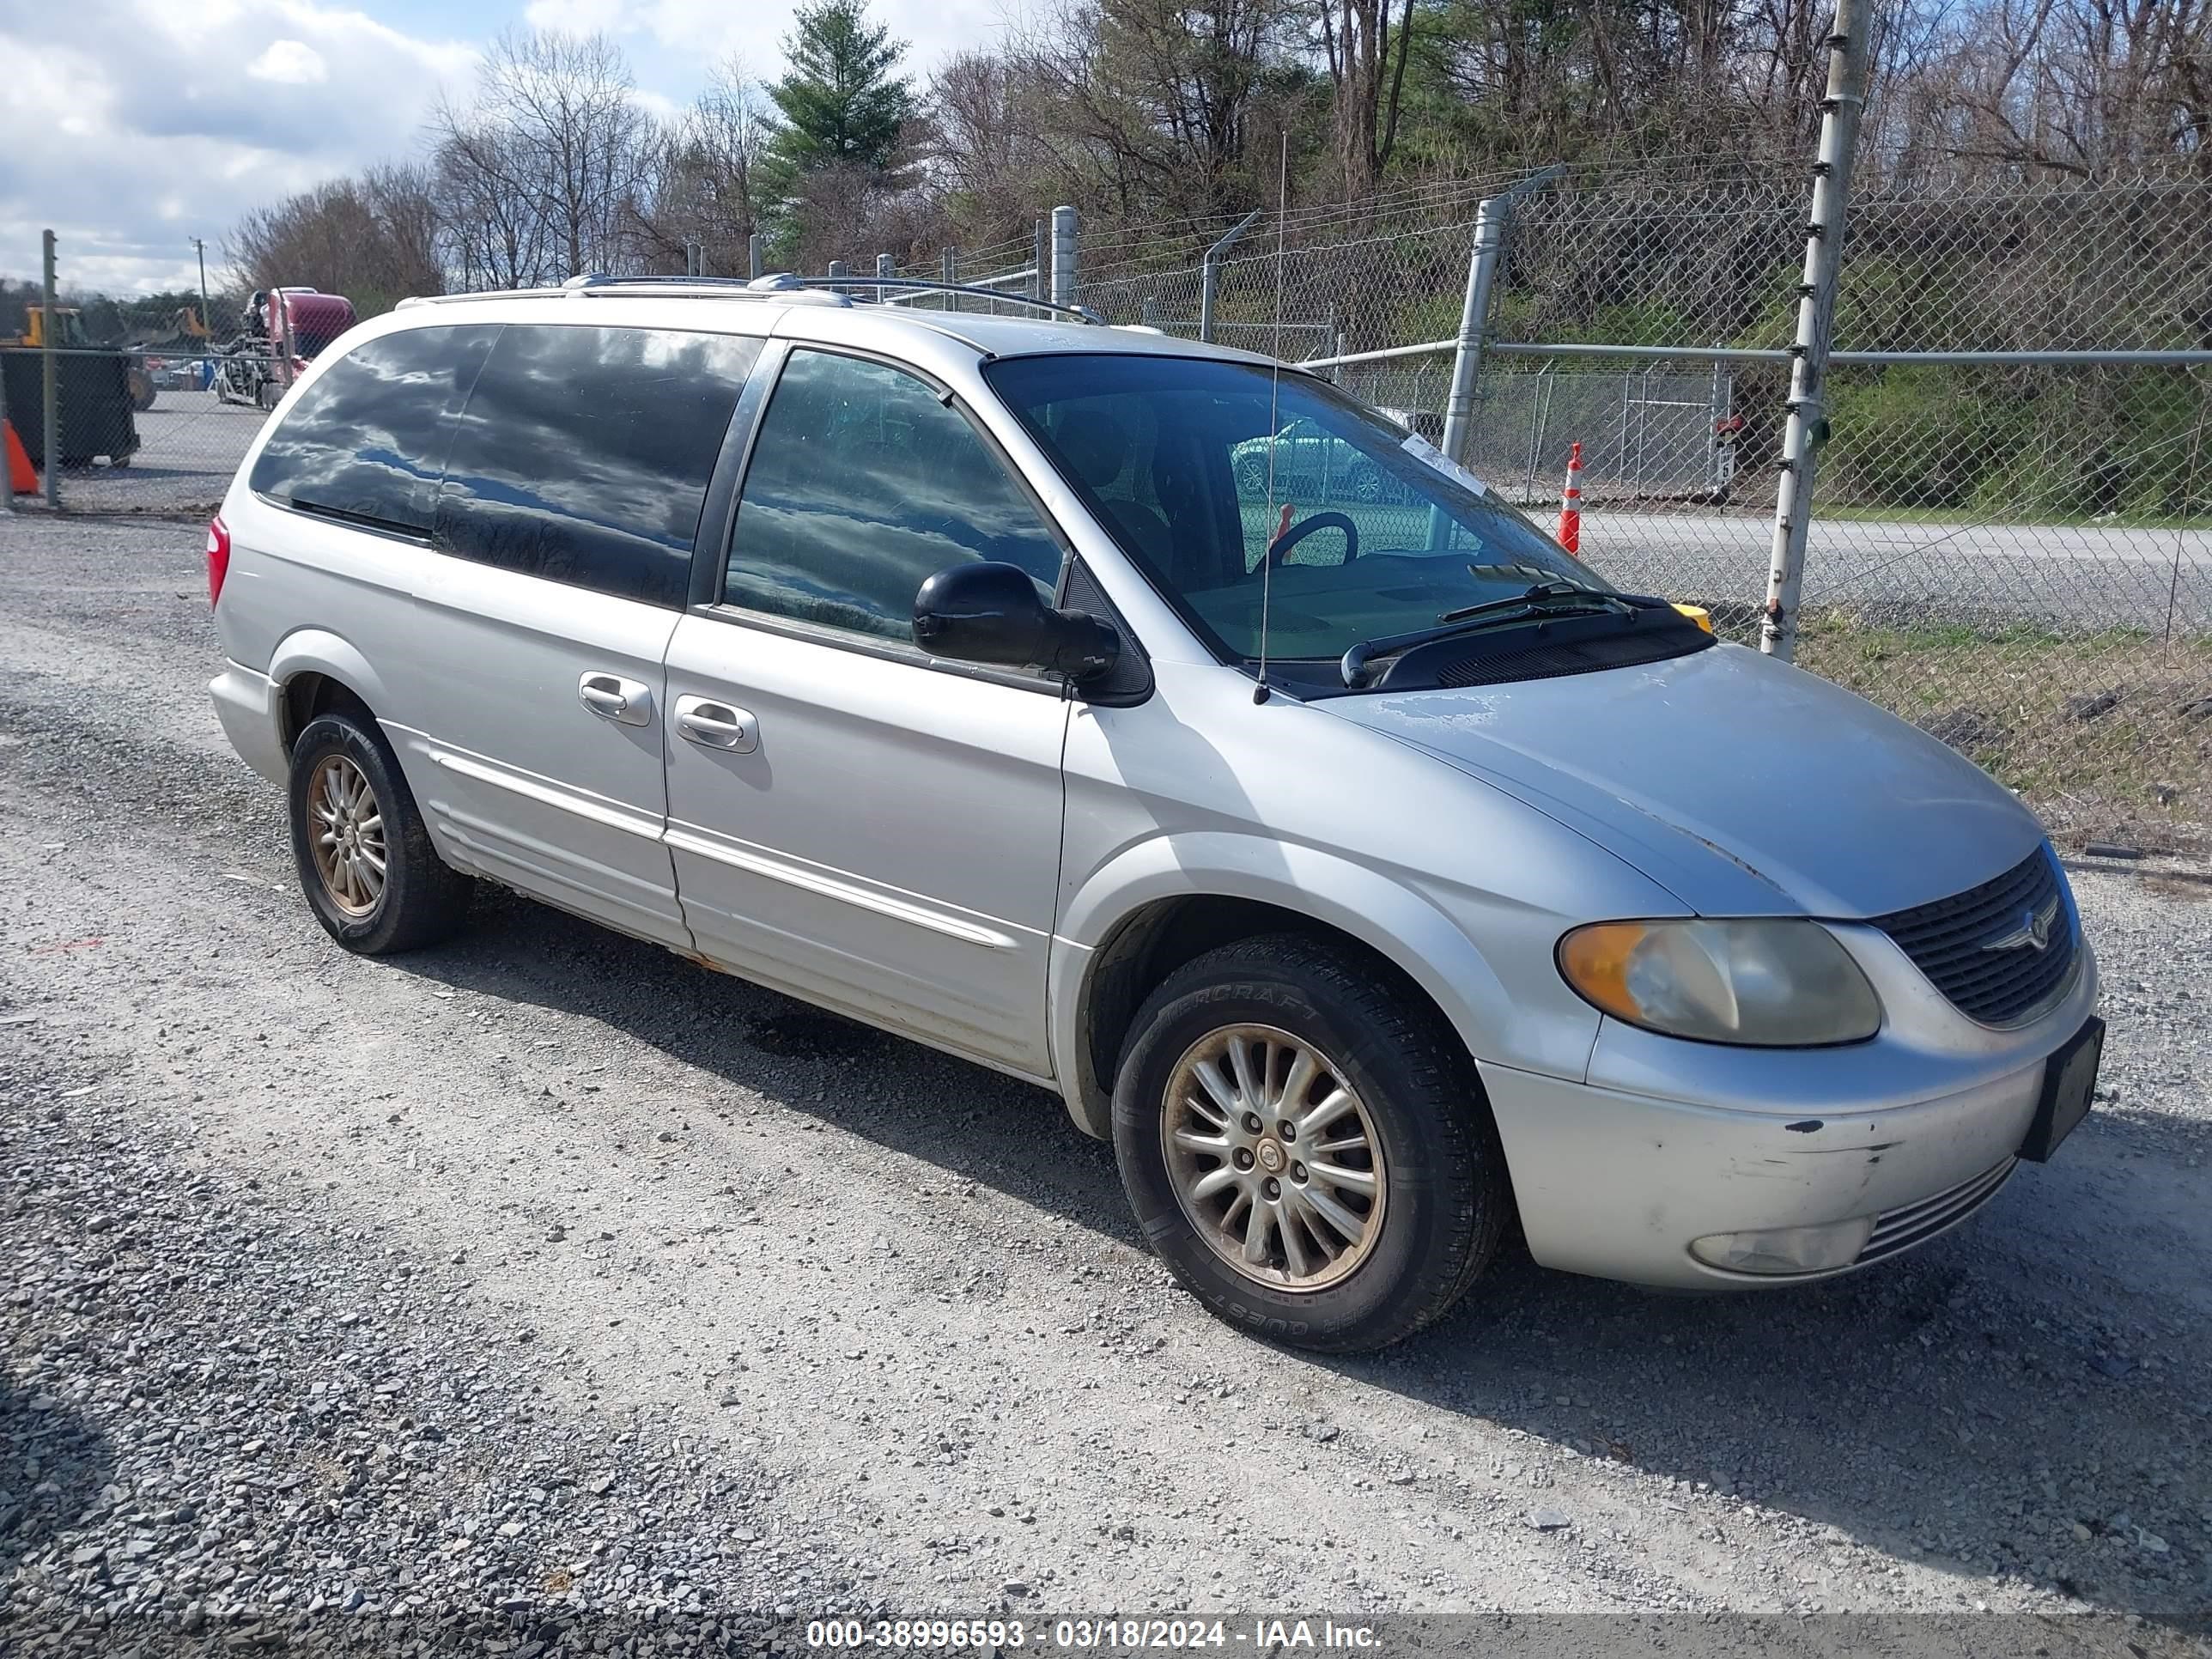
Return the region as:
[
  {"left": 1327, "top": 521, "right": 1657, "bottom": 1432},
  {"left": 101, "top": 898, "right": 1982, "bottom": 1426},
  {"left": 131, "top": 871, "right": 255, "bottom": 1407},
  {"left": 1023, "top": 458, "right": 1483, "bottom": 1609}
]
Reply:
[
  {"left": 3, "top": 419, "right": 34, "bottom": 495},
  {"left": 1556, "top": 441, "right": 1583, "bottom": 553}
]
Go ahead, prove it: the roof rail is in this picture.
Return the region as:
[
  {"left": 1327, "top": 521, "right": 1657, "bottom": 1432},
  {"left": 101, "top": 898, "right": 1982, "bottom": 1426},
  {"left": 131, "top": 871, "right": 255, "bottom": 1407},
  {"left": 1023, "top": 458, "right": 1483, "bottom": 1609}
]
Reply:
[
  {"left": 398, "top": 287, "right": 567, "bottom": 308},
  {"left": 398, "top": 273, "right": 1100, "bottom": 321},
  {"left": 757, "top": 274, "right": 1104, "bottom": 325}
]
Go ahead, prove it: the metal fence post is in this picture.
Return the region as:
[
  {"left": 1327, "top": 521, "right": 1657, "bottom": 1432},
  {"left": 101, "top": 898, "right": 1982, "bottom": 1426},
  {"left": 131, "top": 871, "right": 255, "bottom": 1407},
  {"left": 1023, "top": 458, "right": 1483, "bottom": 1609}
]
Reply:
[
  {"left": 1200, "top": 210, "right": 1261, "bottom": 343},
  {"left": 827, "top": 259, "right": 848, "bottom": 281},
  {"left": 1438, "top": 201, "right": 1507, "bottom": 471},
  {"left": 876, "top": 252, "right": 894, "bottom": 304},
  {"left": 1761, "top": 0, "right": 1868, "bottom": 660},
  {"left": 41, "top": 229, "right": 59, "bottom": 507},
  {"left": 1050, "top": 207, "right": 1078, "bottom": 309},
  {"left": 748, "top": 233, "right": 763, "bottom": 281},
  {"left": 1439, "top": 168, "right": 1560, "bottom": 471},
  {"left": 1031, "top": 218, "right": 1046, "bottom": 303}
]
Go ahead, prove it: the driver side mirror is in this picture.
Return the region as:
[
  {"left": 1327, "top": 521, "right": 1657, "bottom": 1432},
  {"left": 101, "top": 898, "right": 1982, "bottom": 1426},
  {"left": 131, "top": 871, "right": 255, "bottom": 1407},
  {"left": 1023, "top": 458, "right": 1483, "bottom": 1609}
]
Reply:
[{"left": 914, "top": 562, "right": 1121, "bottom": 683}]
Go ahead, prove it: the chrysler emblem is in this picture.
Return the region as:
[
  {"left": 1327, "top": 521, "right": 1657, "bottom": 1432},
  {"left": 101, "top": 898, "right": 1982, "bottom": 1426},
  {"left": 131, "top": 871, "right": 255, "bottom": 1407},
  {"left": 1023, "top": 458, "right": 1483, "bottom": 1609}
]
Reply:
[{"left": 1983, "top": 893, "right": 2061, "bottom": 953}]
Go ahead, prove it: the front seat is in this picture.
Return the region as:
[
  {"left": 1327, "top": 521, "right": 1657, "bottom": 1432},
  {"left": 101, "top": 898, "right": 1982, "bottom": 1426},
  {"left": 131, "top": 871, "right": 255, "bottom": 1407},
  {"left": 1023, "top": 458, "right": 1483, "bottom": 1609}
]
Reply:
[{"left": 1054, "top": 411, "right": 1176, "bottom": 574}]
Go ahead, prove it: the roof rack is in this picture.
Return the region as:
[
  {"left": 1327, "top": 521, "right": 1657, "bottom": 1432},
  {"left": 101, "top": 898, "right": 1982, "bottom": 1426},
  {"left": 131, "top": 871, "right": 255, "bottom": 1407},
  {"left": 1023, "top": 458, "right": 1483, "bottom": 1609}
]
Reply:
[
  {"left": 562, "top": 273, "right": 853, "bottom": 307},
  {"left": 400, "top": 273, "right": 1103, "bottom": 324},
  {"left": 751, "top": 274, "right": 1104, "bottom": 325},
  {"left": 402, "top": 276, "right": 850, "bottom": 310}
]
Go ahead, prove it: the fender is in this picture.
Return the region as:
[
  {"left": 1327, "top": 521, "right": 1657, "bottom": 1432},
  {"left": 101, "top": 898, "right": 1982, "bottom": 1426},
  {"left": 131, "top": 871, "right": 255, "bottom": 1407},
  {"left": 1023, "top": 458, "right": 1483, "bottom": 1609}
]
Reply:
[
  {"left": 1048, "top": 831, "right": 1544, "bottom": 1139},
  {"left": 267, "top": 628, "right": 393, "bottom": 738}
]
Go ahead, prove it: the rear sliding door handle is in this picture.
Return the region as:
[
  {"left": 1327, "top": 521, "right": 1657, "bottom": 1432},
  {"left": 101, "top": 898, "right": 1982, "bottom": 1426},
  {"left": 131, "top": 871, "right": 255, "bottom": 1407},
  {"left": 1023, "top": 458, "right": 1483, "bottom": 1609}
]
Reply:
[
  {"left": 673, "top": 695, "right": 758, "bottom": 753},
  {"left": 579, "top": 672, "right": 653, "bottom": 728}
]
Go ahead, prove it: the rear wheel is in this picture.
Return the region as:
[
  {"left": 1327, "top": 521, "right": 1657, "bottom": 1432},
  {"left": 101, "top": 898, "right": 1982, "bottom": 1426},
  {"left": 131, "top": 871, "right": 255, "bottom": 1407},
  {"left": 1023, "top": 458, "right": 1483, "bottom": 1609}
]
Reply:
[
  {"left": 1111, "top": 933, "right": 1510, "bottom": 1352},
  {"left": 288, "top": 711, "right": 471, "bottom": 954}
]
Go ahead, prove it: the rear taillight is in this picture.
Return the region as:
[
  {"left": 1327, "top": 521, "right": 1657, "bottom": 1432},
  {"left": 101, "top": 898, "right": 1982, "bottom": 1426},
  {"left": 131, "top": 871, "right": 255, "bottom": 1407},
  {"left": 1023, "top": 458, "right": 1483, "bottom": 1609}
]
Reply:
[{"left": 206, "top": 515, "right": 231, "bottom": 608}]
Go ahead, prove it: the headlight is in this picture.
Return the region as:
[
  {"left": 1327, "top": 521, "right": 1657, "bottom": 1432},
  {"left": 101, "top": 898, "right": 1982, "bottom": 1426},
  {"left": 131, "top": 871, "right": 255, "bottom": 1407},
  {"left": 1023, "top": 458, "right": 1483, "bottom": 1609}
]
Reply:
[{"left": 1557, "top": 919, "right": 1881, "bottom": 1046}]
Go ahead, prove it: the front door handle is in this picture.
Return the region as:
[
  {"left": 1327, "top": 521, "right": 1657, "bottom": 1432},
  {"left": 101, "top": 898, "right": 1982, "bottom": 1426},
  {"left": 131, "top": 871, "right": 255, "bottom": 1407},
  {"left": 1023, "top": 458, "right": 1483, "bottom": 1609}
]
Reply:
[
  {"left": 673, "top": 695, "right": 758, "bottom": 753},
  {"left": 579, "top": 672, "right": 653, "bottom": 728}
]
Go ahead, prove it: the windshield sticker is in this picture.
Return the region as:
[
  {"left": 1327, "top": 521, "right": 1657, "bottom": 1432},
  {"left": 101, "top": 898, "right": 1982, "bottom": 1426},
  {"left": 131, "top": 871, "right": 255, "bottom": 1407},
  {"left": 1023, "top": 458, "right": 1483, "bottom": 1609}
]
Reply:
[{"left": 1401, "top": 433, "right": 1488, "bottom": 496}]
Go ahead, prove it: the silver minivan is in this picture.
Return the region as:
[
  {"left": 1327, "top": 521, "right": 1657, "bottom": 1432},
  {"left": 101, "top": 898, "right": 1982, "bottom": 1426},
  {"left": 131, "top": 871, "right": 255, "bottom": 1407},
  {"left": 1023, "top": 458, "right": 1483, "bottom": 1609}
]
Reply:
[{"left": 209, "top": 277, "right": 2102, "bottom": 1352}]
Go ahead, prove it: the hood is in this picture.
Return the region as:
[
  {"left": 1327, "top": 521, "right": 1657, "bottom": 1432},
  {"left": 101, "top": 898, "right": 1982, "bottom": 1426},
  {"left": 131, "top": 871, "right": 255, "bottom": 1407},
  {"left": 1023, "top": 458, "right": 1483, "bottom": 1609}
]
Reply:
[{"left": 1324, "top": 641, "right": 2043, "bottom": 919}]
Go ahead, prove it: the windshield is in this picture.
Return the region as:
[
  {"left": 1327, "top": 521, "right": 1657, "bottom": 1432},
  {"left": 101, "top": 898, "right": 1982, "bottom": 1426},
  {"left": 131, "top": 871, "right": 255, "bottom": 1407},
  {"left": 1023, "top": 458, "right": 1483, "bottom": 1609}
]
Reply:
[{"left": 984, "top": 353, "right": 1608, "bottom": 667}]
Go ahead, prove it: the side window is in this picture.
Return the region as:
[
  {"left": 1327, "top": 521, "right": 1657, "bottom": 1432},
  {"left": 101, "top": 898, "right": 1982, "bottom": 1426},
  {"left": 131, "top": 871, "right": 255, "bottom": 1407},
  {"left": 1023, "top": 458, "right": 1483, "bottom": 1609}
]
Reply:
[
  {"left": 249, "top": 324, "right": 498, "bottom": 533},
  {"left": 722, "top": 349, "right": 1065, "bottom": 641},
  {"left": 434, "top": 325, "right": 762, "bottom": 609}
]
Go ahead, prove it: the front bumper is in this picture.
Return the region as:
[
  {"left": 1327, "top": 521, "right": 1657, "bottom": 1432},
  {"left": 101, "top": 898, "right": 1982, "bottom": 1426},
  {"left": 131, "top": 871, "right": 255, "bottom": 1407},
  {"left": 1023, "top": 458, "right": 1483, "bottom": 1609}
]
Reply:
[
  {"left": 210, "top": 660, "right": 287, "bottom": 785},
  {"left": 1482, "top": 921, "right": 2098, "bottom": 1290}
]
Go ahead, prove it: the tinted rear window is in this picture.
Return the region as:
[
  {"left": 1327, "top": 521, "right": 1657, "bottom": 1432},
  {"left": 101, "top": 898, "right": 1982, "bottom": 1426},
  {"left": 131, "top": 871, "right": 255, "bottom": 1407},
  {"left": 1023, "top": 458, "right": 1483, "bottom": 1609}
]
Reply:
[
  {"left": 434, "top": 324, "right": 762, "bottom": 609},
  {"left": 249, "top": 324, "right": 497, "bottom": 533}
]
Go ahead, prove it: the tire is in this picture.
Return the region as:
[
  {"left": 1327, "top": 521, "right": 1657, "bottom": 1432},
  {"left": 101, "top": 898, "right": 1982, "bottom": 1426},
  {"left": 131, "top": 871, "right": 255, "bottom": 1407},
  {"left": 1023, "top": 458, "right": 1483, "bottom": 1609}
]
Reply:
[
  {"left": 288, "top": 711, "right": 471, "bottom": 954},
  {"left": 1347, "top": 461, "right": 1382, "bottom": 503},
  {"left": 1234, "top": 456, "right": 1268, "bottom": 496},
  {"left": 1112, "top": 933, "right": 1510, "bottom": 1352}
]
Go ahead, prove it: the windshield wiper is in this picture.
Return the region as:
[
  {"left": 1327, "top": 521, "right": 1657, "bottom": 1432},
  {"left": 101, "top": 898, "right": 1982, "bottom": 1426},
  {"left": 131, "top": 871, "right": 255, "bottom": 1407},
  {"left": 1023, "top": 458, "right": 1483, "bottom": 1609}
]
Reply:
[
  {"left": 1340, "top": 581, "right": 1623, "bottom": 687},
  {"left": 1436, "top": 578, "right": 1594, "bottom": 624}
]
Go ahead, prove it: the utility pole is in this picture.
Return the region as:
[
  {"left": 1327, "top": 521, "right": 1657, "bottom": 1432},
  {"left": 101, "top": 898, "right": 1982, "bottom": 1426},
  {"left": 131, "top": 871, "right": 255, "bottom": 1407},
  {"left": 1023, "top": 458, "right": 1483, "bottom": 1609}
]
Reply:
[
  {"left": 191, "top": 236, "right": 210, "bottom": 338},
  {"left": 1760, "top": 0, "right": 1868, "bottom": 660}
]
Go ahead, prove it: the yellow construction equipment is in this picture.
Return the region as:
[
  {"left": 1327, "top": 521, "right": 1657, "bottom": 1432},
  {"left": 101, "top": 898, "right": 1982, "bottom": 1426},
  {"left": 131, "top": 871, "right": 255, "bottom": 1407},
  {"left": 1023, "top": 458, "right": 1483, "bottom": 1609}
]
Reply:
[{"left": 5, "top": 307, "right": 156, "bottom": 410}]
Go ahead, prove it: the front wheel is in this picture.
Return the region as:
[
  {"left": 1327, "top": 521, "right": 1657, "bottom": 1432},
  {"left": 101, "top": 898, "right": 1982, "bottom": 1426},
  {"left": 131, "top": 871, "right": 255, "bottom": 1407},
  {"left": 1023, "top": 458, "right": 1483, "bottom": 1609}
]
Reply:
[{"left": 1112, "top": 933, "right": 1510, "bottom": 1352}]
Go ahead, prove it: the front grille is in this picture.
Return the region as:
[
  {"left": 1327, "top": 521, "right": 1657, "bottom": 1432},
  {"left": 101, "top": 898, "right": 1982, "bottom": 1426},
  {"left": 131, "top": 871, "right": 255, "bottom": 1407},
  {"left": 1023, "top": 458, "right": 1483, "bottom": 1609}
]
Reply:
[
  {"left": 1859, "top": 1158, "right": 2016, "bottom": 1263},
  {"left": 1432, "top": 626, "right": 1710, "bottom": 689},
  {"left": 1871, "top": 846, "right": 2077, "bottom": 1025}
]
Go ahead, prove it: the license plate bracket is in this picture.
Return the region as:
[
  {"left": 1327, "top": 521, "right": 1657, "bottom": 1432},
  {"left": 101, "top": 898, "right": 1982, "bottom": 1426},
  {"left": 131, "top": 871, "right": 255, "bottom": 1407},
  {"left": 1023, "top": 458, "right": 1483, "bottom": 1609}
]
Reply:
[{"left": 2019, "top": 1015, "right": 2103, "bottom": 1163}]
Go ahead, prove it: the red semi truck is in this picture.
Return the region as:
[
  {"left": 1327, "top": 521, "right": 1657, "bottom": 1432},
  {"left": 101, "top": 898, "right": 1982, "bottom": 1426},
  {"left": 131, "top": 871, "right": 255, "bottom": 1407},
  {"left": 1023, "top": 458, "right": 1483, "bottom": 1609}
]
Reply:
[{"left": 216, "top": 288, "right": 358, "bottom": 410}]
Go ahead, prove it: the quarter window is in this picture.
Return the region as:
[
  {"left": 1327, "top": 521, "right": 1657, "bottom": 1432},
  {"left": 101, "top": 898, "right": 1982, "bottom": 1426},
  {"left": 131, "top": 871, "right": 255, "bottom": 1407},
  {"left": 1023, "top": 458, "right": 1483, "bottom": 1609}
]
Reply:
[
  {"left": 434, "top": 325, "right": 762, "bottom": 609},
  {"left": 723, "top": 349, "right": 1065, "bottom": 641},
  {"left": 249, "top": 324, "right": 497, "bottom": 533}
]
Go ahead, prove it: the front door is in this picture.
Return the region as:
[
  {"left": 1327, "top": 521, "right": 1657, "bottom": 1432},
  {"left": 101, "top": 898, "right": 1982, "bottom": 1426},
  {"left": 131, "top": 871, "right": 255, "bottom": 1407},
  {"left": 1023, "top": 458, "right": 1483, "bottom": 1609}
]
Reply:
[{"left": 661, "top": 345, "right": 1071, "bottom": 1075}]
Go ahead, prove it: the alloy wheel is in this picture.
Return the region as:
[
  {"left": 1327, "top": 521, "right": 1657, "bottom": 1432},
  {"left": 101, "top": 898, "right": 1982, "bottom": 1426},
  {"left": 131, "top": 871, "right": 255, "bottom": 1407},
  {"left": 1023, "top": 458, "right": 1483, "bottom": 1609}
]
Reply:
[
  {"left": 1160, "top": 1023, "right": 1387, "bottom": 1291},
  {"left": 307, "top": 754, "right": 386, "bottom": 918}
]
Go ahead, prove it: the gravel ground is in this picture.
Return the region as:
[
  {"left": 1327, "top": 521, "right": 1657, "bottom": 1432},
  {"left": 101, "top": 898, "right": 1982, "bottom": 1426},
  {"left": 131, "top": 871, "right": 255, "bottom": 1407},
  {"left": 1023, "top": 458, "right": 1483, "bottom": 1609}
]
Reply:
[
  {"left": 2, "top": 513, "right": 2209, "bottom": 1656},
  {"left": 21, "top": 398, "right": 265, "bottom": 517}
]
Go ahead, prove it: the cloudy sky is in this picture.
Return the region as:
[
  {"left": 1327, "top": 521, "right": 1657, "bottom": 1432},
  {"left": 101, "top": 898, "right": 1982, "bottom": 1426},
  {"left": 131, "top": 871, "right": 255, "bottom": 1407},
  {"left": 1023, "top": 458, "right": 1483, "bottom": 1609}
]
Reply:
[{"left": 0, "top": 0, "right": 1009, "bottom": 297}]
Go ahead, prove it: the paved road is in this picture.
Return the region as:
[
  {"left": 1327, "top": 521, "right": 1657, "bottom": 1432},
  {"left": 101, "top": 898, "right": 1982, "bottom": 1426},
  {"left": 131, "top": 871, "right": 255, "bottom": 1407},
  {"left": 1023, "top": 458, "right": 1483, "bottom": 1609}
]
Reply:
[
  {"left": 1, "top": 512, "right": 2207, "bottom": 1650},
  {"left": 1573, "top": 512, "right": 2212, "bottom": 631}
]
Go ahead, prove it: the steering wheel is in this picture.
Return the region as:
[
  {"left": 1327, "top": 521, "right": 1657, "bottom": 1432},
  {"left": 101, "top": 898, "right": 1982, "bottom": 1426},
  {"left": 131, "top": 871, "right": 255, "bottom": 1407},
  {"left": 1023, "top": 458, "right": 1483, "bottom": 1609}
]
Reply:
[{"left": 1266, "top": 510, "right": 1360, "bottom": 569}]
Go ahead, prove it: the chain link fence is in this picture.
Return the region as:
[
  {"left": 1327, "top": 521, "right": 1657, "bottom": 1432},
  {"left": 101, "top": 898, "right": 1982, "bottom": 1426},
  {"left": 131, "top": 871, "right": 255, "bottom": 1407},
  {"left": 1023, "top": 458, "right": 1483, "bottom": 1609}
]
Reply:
[
  {"left": 10, "top": 148, "right": 2209, "bottom": 845},
  {"left": 1, "top": 342, "right": 285, "bottom": 513},
  {"left": 1058, "top": 157, "right": 2212, "bottom": 848}
]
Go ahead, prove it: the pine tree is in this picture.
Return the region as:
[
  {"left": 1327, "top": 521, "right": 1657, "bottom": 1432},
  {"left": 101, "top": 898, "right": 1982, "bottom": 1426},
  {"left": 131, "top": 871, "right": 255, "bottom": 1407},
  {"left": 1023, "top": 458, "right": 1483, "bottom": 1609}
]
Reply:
[{"left": 763, "top": 0, "right": 914, "bottom": 179}]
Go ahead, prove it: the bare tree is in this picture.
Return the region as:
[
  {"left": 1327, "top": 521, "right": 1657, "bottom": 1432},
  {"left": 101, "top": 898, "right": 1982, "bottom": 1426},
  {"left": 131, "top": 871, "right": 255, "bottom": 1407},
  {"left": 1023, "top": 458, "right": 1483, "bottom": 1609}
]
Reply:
[
  {"left": 1312, "top": 0, "right": 1418, "bottom": 198},
  {"left": 1016, "top": 0, "right": 1292, "bottom": 228},
  {"left": 631, "top": 61, "right": 771, "bottom": 274},
  {"left": 430, "top": 29, "right": 653, "bottom": 285},
  {"left": 226, "top": 169, "right": 444, "bottom": 314},
  {"left": 431, "top": 115, "right": 554, "bottom": 289}
]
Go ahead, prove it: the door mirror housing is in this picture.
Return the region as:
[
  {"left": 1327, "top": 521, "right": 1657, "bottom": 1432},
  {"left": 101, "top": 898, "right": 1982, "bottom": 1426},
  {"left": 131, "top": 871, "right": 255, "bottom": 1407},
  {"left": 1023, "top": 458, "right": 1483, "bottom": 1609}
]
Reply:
[{"left": 914, "top": 562, "right": 1121, "bottom": 683}]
